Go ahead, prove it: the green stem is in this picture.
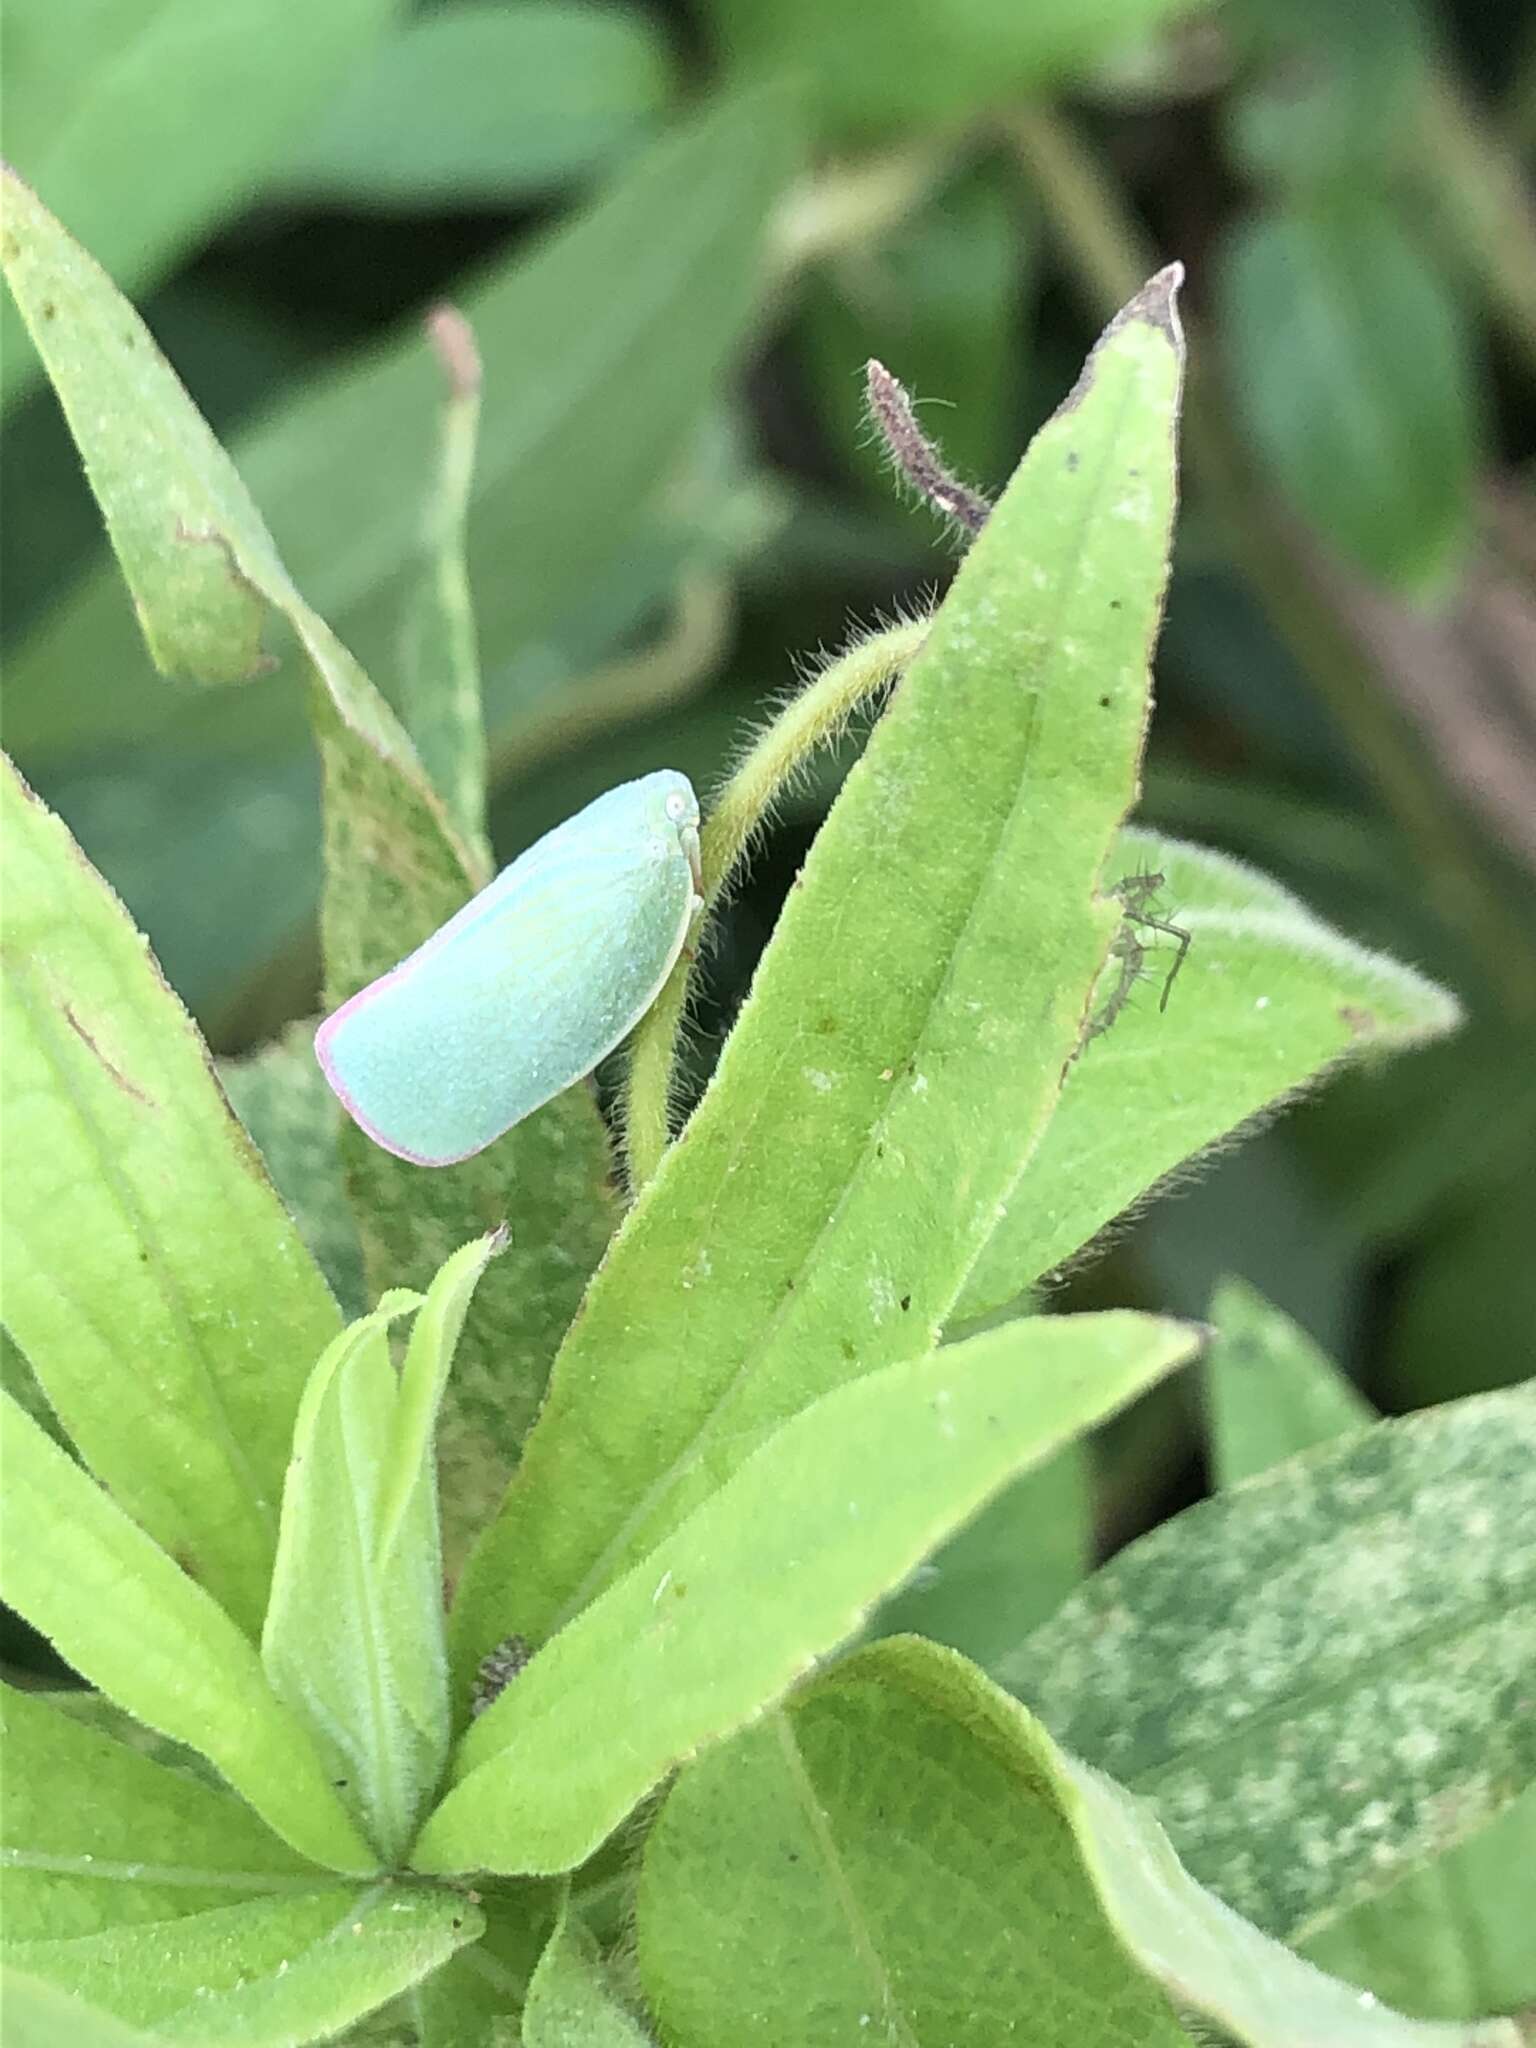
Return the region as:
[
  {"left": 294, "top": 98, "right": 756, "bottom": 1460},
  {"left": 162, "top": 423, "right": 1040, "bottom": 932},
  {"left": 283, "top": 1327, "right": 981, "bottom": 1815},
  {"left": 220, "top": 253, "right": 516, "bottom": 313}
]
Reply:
[
  {"left": 1007, "top": 103, "right": 1536, "bottom": 1017},
  {"left": 623, "top": 618, "right": 929, "bottom": 1189},
  {"left": 1410, "top": 67, "right": 1536, "bottom": 385},
  {"left": 769, "top": 140, "right": 955, "bottom": 277}
]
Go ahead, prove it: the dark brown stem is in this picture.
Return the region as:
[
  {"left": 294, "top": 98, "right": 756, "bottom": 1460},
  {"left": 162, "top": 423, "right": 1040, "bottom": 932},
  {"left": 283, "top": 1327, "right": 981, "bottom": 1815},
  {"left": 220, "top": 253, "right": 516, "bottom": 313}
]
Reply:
[{"left": 865, "top": 359, "right": 992, "bottom": 535}]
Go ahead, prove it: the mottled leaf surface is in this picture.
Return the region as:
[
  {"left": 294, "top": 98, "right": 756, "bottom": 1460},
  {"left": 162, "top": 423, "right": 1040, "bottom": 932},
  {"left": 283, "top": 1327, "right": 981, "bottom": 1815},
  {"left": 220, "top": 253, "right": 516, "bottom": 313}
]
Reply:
[
  {"left": 1003, "top": 1385, "right": 1536, "bottom": 1939},
  {"left": 1303, "top": 1782, "right": 1536, "bottom": 2023}
]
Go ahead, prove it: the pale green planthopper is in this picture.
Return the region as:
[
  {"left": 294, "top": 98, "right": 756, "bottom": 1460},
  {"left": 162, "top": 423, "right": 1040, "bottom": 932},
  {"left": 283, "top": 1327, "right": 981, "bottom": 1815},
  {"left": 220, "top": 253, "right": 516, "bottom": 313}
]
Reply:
[{"left": 315, "top": 770, "right": 702, "bottom": 1166}]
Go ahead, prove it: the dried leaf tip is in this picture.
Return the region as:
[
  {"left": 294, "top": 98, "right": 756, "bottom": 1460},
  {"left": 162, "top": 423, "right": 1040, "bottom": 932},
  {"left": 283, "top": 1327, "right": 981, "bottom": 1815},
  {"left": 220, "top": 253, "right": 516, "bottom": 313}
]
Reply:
[
  {"left": 865, "top": 359, "right": 992, "bottom": 537},
  {"left": 1056, "top": 262, "right": 1187, "bottom": 420},
  {"left": 1121, "top": 261, "right": 1185, "bottom": 347},
  {"left": 425, "top": 303, "right": 482, "bottom": 401}
]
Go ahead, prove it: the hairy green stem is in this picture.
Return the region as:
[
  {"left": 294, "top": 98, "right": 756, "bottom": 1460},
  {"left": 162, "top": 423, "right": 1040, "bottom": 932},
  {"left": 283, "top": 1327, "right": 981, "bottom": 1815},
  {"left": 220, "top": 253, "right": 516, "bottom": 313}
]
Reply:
[{"left": 623, "top": 618, "right": 929, "bottom": 1189}]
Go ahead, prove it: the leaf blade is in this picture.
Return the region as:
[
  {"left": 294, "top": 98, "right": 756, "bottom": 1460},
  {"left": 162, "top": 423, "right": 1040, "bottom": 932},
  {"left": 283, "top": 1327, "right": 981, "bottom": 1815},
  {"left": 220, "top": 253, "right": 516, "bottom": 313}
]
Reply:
[
  {"left": 1205, "top": 1276, "right": 1377, "bottom": 1488},
  {"left": 956, "top": 827, "right": 1461, "bottom": 1321},
  {"left": 0, "top": 756, "right": 340, "bottom": 1635},
  {"left": 1002, "top": 1384, "right": 1536, "bottom": 1939},
  {"left": 0, "top": 1686, "right": 323, "bottom": 1944},
  {"left": 5, "top": 1883, "right": 484, "bottom": 2042},
  {"left": 0, "top": 1393, "right": 377, "bottom": 1874},
  {"left": 416, "top": 1311, "right": 1198, "bottom": 1874},
  {"left": 452, "top": 269, "right": 1187, "bottom": 1677},
  {"left": 262, "top": 1236, "right": 500, "bottom": 1861},
  {"left": 639, "top": 1637, "right": 1514, "bottom": 2048}
]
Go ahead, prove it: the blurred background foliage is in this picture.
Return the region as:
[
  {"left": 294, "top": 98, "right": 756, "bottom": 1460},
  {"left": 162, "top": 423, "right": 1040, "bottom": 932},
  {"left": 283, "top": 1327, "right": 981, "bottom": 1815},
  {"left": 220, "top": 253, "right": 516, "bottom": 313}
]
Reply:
[{"left": 4, "top": 0, "right": 1534, "bottom": 1527}]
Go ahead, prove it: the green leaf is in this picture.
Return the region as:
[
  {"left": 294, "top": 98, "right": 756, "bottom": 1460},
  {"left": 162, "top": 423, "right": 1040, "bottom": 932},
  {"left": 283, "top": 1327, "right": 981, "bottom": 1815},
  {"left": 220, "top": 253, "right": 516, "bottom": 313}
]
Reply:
[
  {"left": 635, "top": 1677, "right": 1183, "bottom": 2047},
  {"left": 1223, "top": 0, "right": 1431, "bottom": 190},
  {"left": 868, "top": 1443, "right": 1092, "bottom": 1665},
  {"left": 263, "top": 1236, "right": 502, "bottom": 1862},
  {"left": 452, "top": 268, "right": 1187, "bottom": 1675},
  {"left": 638, "top": 1638, "right": 1512, "bottom": 2048},
  {"left": 24, "top": 1688, "right": 221, "bottom": 1787},
  {"left": 219, "top": 1023, "right": 368, "bottom": 1319},
  {"left": 411, "top": 1882, "right": 559, "bottom": 2048},
  {"left": 1205, "top": 1276, "right": 1377, "bottom": 1487},
  {"left": 1384, "top": 1157, "right": 1536, "bottom": 1408},
  {"left": 0, "top": 1970, "right": 160, "bottom": 2048},
  {"left": 5, "top": 1884, "right": 485, "bottom": 2041},
  {"left": 0, "top": 757, "right": 341, "bottom": 1636},
  {"left": 1302, "top": 1782, "right": 1536, "bottom": 2023},
  {"left": 702, "top": 0, "right": 1199, "bottom": 130},
  {"left": 523, "top": 1892, "right": 652, "bottom": 2046},
  {"left": 2, "top": 161, "right": 292, "bottom": 684},
  {"left": 377, "top": 1234, "right": 505, "bottom": 1565},
  {"left": 0, "top": 1393, "right": 376, "bottom": 1874},
  {"left": 1002, "top": 1384, "right": 1536, "bottom": 1940},
  {"left": 0, "top": 0, "right": 400, "bottom": 410},
  {"left": 955, "top": 828, "right": 1461, "bottom": 1321},
  {"left": 8, "top": 87, "right": 797, "bottom": 761},
  {"left": 1, "top": 1685, "right": 321, "bottom": 1942},
  {"left": 1217, "top": 196, "right": 1481, "bottom": 596},
  {"left": 274, "top": 2, "right": 673, "bottom": 207},
  {"left": 415, "top": 1311, "right": 1198, "bottom": 1875},
  {"left": 0, "top": 1327, "right": 68, "bottom": 1452}
]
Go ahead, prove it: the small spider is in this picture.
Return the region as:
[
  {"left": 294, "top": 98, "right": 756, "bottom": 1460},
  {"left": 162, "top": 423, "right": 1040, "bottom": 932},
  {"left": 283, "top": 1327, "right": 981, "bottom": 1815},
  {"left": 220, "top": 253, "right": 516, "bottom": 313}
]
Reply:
[{"left": 1086, "top": 869, "right": 1191, "bottom": 1041}]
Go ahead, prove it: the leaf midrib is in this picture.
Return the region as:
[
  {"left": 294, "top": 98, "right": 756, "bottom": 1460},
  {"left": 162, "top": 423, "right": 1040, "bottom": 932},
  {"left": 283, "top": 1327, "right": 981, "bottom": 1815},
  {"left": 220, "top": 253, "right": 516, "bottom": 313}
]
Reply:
[{"left": 776, "top": 1712, "right": 920, "bottom": 2048}]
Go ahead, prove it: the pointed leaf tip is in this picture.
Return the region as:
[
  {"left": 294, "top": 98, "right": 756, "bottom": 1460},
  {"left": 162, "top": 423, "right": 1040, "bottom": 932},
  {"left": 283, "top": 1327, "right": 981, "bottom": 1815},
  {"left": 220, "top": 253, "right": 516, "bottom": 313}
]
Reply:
[{"left": 1056, "top": 262, "right": 1186, "bottom": 419}]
